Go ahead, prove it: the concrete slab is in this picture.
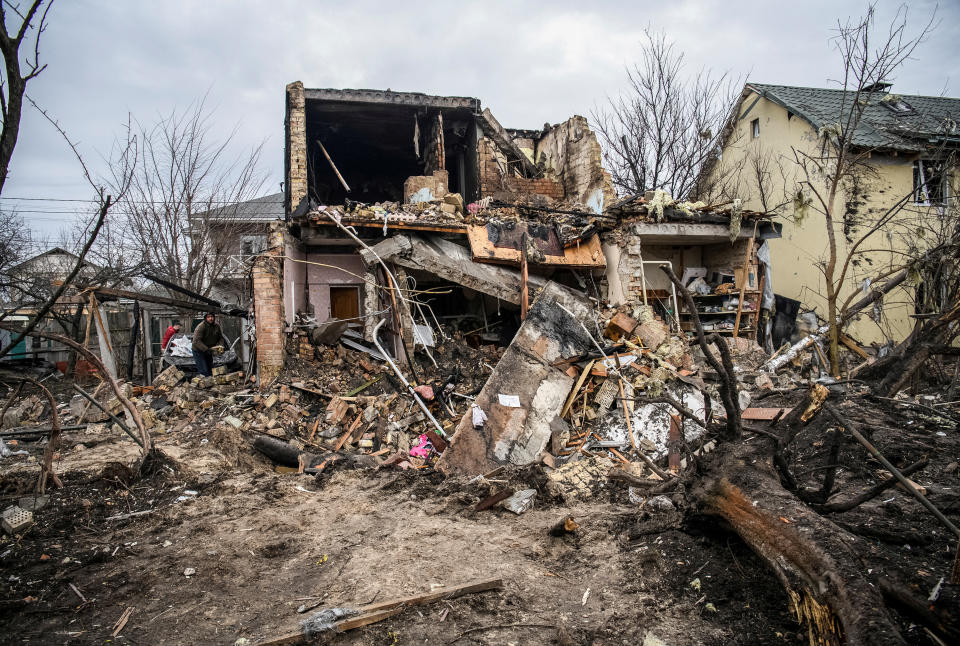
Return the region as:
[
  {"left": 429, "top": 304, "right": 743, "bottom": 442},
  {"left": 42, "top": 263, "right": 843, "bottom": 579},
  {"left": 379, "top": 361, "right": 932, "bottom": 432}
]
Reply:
[{"left": 438, "top": 282, "right": 595, "bottom": 476}]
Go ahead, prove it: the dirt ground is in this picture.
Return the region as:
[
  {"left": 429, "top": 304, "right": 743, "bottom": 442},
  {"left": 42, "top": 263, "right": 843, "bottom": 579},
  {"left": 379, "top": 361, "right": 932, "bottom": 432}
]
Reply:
[
  {"left": 0, "top": 417, "right": 805, "bottom": 646},
  {"left": 1, "top": 380, "right": 958, "bottom": 645}
]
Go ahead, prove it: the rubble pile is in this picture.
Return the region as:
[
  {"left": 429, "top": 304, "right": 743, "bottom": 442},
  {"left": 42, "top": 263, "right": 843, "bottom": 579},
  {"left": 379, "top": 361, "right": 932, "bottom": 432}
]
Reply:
[{"left": 0, "top": 394, "right": 48, "bottom": 429}]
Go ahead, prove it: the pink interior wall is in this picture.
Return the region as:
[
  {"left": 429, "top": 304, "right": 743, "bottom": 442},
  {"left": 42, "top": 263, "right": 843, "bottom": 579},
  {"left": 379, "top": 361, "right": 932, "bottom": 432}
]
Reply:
[
  {"left": 283, "top": 241, "right": 307, "bottom": 326},
  {"left": 305, "top": 252, "right": 366, "bottom": 321}
]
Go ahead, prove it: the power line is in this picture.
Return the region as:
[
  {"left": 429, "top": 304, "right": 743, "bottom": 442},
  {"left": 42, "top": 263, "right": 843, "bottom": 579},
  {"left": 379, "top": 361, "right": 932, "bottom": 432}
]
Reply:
[{"left": 0, "top": 196, "right": 283, "bottom": 205}]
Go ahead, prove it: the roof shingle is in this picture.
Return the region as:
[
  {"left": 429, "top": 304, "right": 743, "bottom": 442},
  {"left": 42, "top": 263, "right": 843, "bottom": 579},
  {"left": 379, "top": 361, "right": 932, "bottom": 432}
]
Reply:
[{"left": 747, "top": 83, "right": 960, "bottom": 152}]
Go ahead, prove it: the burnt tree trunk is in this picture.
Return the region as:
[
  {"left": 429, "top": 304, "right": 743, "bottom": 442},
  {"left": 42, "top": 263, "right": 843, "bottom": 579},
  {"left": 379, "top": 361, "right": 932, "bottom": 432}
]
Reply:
[{"left": 693, "top": 441, "right": 906, "bottom": 646}]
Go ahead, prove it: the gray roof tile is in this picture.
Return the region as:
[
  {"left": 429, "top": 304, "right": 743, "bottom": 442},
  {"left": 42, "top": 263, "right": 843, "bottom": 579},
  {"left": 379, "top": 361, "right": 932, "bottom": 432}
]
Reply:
[{"left": 747, "top": 83, "right": 960, "bottom": 152}]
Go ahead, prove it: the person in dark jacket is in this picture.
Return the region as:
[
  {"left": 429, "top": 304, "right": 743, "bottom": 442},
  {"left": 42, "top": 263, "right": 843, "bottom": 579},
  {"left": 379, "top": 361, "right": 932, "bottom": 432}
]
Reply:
[
  {"left": 161, "top": 321, "right": 181, "bottom": 350},
  {"left": 192, "top": 313, "right": 227, "bottom": 377}
]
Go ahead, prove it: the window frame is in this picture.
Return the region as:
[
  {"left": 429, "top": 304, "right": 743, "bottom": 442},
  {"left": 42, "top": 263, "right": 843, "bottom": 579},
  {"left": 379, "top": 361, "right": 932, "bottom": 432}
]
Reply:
[
  {"left": 913, "top": 159, "right": 950, "bottom": 206},
  {"left": 751, "top": 118, "right": 760, "bottom": 139}
]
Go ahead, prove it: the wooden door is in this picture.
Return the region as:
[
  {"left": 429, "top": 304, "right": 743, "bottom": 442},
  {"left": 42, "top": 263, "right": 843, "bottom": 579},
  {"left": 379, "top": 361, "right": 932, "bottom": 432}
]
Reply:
[{"left": 330, "top": 286, "right": 360, "bottom": 320}]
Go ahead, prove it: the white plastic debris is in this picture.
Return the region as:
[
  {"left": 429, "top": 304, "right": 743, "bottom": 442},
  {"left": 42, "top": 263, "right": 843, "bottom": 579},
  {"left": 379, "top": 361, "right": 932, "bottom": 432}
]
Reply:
[
  {"left": 503, "top": 489, "right": 536, "bottom": 514},
  {"left": 0, "top": 439, "right": 28, "bottom": 458},
  {"left": 497, "top": 394, "right": 521, "bottom": 408},
  {"left": 471, "top": 404, "right": 488, "bottom": 428},
  {"left": 168, "top": 335, "right": 194, "bottom": 358},
  {"left": 183, "top": 567, "right": 196, "bottom": 577}
]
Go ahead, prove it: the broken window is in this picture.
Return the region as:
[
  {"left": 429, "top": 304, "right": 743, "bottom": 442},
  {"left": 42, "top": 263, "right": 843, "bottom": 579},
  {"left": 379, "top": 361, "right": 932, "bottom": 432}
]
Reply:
[
  {"left": 751, "top": 118, "right": 760, "bottom": 139},
  {"left": 883, "top": 97, "right": 915, "bottom": 114},
  {"left": 913, "top": 159, "right": 950, "bottom": 205}
]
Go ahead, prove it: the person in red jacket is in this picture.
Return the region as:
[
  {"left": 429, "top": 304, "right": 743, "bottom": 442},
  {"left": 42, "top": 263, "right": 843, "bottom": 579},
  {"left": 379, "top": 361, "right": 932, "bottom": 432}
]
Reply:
[{"left": 161, "top": 321, "right": 182, "bottom": 350}]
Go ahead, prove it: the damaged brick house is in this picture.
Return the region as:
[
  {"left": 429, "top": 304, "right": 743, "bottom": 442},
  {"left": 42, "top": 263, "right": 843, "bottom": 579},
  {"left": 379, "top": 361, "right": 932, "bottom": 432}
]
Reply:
[{"left": 251, "top": 83, "right": 778, "bottom": 396}]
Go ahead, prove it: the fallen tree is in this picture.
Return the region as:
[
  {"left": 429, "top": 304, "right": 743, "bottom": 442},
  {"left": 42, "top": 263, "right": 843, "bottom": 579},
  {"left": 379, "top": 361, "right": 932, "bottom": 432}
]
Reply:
[{"left": 654, "top": 263, "right": 952, "bottom": 645}]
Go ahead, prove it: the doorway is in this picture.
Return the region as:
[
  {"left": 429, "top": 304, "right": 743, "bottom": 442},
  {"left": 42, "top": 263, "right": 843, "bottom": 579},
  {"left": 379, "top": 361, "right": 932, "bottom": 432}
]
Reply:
[{"left": 330, "top": 286, "right": 360, "bottom": 320}]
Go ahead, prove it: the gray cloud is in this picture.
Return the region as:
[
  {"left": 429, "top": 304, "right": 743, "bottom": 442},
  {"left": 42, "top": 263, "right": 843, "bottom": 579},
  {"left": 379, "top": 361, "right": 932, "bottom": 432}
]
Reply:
[{"left": 5, "top": 0, "right": 958, "bottom": 238}]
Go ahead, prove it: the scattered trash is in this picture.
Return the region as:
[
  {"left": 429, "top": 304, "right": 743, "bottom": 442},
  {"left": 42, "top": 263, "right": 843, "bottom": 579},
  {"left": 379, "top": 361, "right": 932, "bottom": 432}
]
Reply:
[
  {"left": 1, "top": 506, "right": 33, "bottom": 534},
  {"left": 502, "top": 489, "right": 537, "bottom": 514},
  {"left": 497, "top": 394, "right": 521, "bottom": 408}
]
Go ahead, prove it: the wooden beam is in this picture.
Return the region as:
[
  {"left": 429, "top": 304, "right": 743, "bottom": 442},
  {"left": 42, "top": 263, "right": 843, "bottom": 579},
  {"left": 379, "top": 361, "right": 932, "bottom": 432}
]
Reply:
[
  {"left": 838, "top": 333, "right": 869, "bottom": 360},
  {"left": 732, "top": 229, "right": 756, "bottom": 338},
  {"left": 313, "top": 218, "right": 466, "bottom": 234},
  {"left": 520, "top": 232, "right": 529, "bottom": 320},
  {"left": 256, "top": 578, "right": 502, "bottom": 645},
  {"left": 560, "top": 360, "right": 595, "bottom": 419},
  {"left": 93, "top": 286, "right": 209, "bottom": 312},
  {"left": 317, "top": 140, "right": 351, "bottom": 193}
]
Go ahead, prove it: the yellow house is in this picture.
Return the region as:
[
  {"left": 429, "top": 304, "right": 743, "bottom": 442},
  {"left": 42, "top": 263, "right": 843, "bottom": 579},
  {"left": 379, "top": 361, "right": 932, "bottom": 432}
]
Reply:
[{"left": 706, "top": 82, "right": 958, "bottom": 345}]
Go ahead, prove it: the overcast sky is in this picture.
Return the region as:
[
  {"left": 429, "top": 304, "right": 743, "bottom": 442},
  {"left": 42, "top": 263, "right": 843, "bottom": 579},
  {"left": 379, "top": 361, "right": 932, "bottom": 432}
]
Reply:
[{"left": 5, "top": 0, "right": 958, "bottom": 242}]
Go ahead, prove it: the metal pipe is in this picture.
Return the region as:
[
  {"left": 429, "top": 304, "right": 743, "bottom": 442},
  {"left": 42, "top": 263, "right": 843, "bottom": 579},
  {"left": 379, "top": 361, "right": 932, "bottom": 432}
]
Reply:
[
  {"left": 642, "top": 260, "right": 681, "bottom": 333},
  {"left": 0, "top": 424, "right": 87, "bottom": 438},
  {"left": 325, "top": 211, "right": 420, "bottom": 379},
  {"left": 71, "top": 384, "right": 144, "bottom": 448},
  {"left": 371, "top": 318, "right": 447, "bottom": 438}
]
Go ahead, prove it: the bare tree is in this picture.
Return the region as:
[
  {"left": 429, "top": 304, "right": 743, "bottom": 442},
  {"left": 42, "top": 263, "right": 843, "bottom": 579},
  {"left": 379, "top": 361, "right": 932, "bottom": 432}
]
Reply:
[
  {"left": 592, "top": 28, "right": 742, "bottom": 200},
  {"left": 0, "top": 102, "right": 137, "bottom": 361},
  {"left": 784, "top": 5, "right": 939, "bottom": 373},
  {"left": 0, "top": 207, "right": 28, "bottom": 298},
  {"left": 0, "top": 0, "right": 52, "bottom": 194},
  {"left": 115, "top": 98, "right": 267, "bottom": 299}
]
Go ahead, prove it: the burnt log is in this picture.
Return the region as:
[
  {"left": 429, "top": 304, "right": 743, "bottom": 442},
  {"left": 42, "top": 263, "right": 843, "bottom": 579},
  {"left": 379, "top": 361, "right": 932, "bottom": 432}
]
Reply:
[{"left": 693, "top": 441, "right": 906, "bottom": 646}]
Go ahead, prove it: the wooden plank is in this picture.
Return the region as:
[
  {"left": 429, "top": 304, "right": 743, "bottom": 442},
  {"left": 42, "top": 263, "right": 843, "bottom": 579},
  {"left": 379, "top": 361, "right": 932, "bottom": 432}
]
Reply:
[
  {"left": 334, "top": 414, "right": 363, "bottom": 451},
  {"left": 520, "top": 232, "right": 529, "bottom": 320},
  {"left": 307, "top": 417, "right": 320, "bottom": 442},
  {"left": 733, "top": 230, "right": 757, "bottom": 338},
  {"left": 93, "top": 286, "right": 210, "bottom": 312},
  {"left": 474, "top": 489, "right": 514, "bottom": 511},
  {"left": 317, "top": 140, "right": 351, "bottom": 192},
  {"left": 353, "top": 578, "right": 502, "bottom": 616},
  {"left": 741, "top": 407, "right": 793, "bottom": 420},
  {"left": 467, "top": 224, "right": 606, "bottom": 269},
  {"left": 561, "top": 360, "right": 595, "bottom": 418},
  {"left": 839, "top": 333, "right": 870, "bottom": 360},
  {"left": 289, "top": 383, "right": 333, "bottom": 399},
  {"left": 255, "top": 578, "right": 503, "bottom": 645}
]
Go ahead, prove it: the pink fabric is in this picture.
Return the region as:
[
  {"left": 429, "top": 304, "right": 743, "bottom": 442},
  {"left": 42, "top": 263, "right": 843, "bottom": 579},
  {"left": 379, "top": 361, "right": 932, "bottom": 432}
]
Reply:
[{"left": 409, "top": 434, "right": 433, "bottom": 458}]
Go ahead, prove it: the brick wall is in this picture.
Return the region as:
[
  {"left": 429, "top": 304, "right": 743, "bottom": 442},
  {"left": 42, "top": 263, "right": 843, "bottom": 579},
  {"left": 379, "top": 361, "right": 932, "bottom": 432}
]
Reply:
[
  {"left": 535, "top": 115, "right": 615, "bottom": 211},
  {"left": 478, "top": 137, "right": 564, "bottom": 202},
  {"left": 477, "top": 137, "right": 504, "bottom": 195},
  {"left": 503, "top": 176, "right": 564, "bottom": 200},
  {"left": 286, "top": 81, "right": 308, "bottom": 211},
  {"left": 253, "top": 223, "right": 285, "bottom": 386}
]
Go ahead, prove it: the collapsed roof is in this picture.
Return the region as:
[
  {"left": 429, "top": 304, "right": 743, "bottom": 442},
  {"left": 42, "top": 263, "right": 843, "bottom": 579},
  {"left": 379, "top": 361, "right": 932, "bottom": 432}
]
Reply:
[{"left": 284, "top": 82, "right": 616, "bottom": 217}]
